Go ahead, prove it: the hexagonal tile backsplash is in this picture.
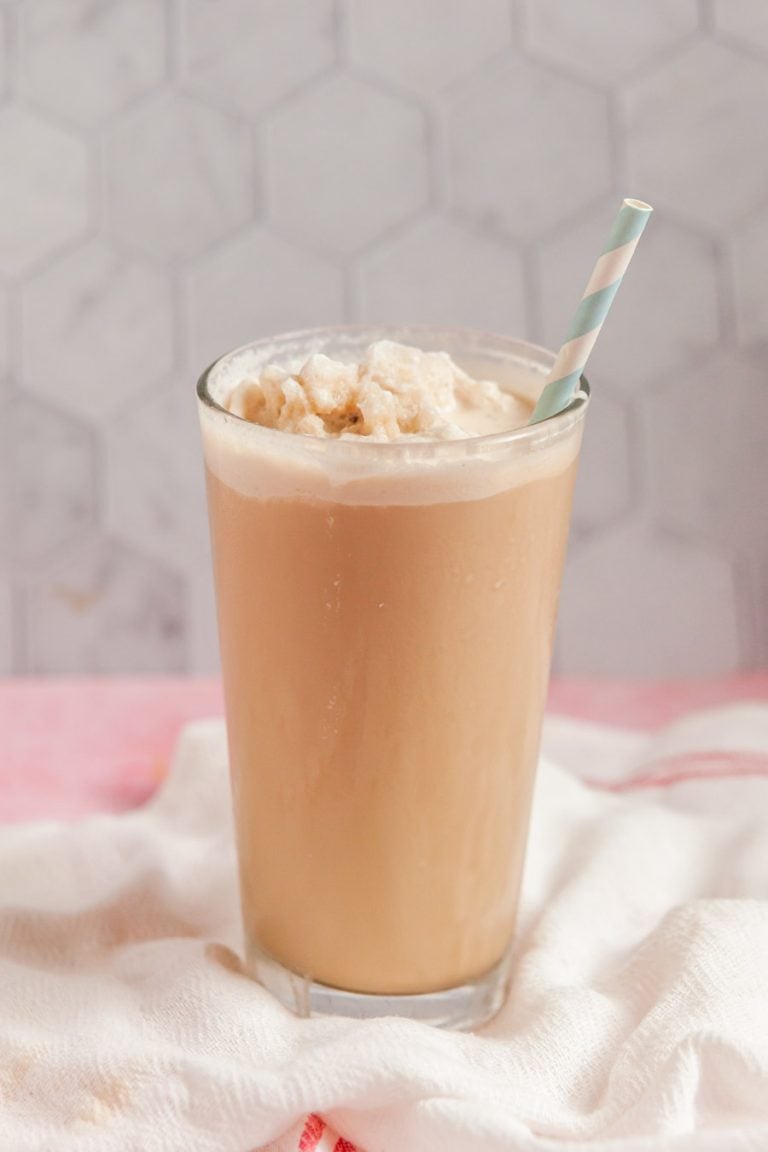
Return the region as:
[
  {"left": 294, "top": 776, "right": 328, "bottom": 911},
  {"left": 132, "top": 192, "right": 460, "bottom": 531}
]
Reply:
[{"left": 2, "top": 0, "right": 766, "bottom": 676}]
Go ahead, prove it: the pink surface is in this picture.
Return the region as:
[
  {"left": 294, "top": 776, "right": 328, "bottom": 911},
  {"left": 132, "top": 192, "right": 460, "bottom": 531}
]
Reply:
[
  {"left": 1, "top": 675, "right": 767, "bottom": 822},
  {"left": 0, "top": 678, "right": 223, "bottom": 821}
]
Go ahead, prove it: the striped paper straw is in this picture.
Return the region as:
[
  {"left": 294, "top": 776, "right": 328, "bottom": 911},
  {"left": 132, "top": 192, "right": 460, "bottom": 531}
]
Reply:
[{"left": 529, "top": 198, "right": 653, "bottom": 425}]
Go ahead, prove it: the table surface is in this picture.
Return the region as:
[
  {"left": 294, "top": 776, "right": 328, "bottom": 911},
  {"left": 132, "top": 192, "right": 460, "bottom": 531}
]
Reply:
[{"left": 2, "top": 675, "right": 768, "bottom": 822}]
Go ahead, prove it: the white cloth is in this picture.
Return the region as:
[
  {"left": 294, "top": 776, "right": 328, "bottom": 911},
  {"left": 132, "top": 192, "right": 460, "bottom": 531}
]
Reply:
[{"left": 1, "top": 707, "right": 768, "bottom": 1151}]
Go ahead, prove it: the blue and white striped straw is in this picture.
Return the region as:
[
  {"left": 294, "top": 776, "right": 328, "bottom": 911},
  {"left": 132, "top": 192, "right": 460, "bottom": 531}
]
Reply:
[{"left": 529, "top": 198, "right": 653, "bottom": 425}]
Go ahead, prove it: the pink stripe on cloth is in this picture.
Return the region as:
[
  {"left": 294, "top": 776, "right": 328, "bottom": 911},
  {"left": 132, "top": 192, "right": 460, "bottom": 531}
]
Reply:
[
  {"left": 586, "top": 749, "right": 768, "bottom": 792},
  {"left": 297, "top": 1113, "right": 327, "bottom": 1150},
  {"left": 238, "top": 1111, "right": 363, "bottom": 1150},
  {"left": 294, "top": 1114, "right": 358, "bottom": 1152}
]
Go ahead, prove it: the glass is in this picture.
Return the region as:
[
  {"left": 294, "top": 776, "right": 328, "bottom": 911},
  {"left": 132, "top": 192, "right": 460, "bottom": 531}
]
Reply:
[{"left": 197, "top": 325, "right": 589, "bottom": 1029}]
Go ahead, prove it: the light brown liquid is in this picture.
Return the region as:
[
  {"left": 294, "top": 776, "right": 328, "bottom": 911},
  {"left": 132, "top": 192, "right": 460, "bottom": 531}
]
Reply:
[{"left": 205, "top": 421, "right": 579, "bottom": 994}]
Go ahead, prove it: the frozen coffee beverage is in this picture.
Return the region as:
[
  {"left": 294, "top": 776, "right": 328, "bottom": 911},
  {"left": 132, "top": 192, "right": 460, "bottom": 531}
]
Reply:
[{"left": 198, "top": 326, "right": 588, "bottom": 1028}]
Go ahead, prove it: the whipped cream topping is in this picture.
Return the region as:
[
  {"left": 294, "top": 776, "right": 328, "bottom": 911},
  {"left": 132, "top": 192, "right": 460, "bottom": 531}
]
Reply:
[{"left": 225, "top": 340, "right": 532, "bottom": 441}]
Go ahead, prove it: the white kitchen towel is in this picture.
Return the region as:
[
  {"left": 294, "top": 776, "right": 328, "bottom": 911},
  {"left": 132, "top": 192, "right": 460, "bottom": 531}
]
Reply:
[{"left": 1, "top": 708, "right": 767, "bottom": 1152}]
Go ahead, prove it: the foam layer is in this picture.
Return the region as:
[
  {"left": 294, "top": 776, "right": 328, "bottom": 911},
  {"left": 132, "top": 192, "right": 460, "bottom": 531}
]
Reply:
[
  {"left": 200, "top": 342, "right": 585, "bottom": 506},
  {"left": 225, "top": 340, "right": 531, "bottom": 441}
]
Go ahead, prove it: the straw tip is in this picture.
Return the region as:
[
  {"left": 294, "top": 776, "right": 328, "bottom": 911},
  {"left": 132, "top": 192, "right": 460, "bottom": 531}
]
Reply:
[{"left": 624, "top": 198, "right": 653, "bottom": 213}]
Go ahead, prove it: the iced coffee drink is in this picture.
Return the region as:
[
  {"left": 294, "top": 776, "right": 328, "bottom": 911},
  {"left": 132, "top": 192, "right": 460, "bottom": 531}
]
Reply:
[{"left": 198, "top": 326, "right": 588, "bottom": 1028}]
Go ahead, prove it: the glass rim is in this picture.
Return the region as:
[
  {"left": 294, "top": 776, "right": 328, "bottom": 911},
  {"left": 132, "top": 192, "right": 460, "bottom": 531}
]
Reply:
[{"left": 196, "top": 323, "right": 590, "bottom": 459}]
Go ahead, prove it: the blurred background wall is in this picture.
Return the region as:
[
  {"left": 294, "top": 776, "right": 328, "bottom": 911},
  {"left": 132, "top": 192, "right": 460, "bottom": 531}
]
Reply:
[{"left": 0, "top": 0, "right": 766, "bottom": 678}]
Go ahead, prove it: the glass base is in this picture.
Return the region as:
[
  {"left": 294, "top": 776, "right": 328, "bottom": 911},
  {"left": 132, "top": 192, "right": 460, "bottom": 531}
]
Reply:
[{"left": 249, "top": 946, "right": 511, "bottom": 1030}]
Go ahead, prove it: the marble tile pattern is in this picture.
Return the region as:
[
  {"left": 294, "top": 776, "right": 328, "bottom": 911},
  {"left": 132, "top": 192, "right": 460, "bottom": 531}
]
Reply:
[{"left": 1, "top": 0, "right": 765, "bottom": 676}]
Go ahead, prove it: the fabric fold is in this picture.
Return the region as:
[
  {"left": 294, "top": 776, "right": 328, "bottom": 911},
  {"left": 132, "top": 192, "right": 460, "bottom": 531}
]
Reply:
[{"left": 0, "top": 709, "right": 766, "bottom": 1151}]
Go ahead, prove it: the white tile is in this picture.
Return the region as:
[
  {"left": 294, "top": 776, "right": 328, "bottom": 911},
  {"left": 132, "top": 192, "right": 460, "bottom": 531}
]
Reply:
[
  {"left": 105, "top": 385, "right": 209, "bottom": 569},
  {"left": 525, "top": 0, "right": 698, "bottom": 83},
  {"left": 21, "top": 0, "right": 165, "bottom": 126},
  {"left": 0, "top": 577, "right": 12, "bottom": 675},
  {"left": 756, "top": 565, "right": 768, "bottom": 667},
  {"left": 0, "top": 284, "right": 8, "bottom": 379},
  {"left": 736, "top": 559, "right": 768, "bottom": 668},
  {"left": 104, "top": 92, "right": 254, "bottom": 260},
  {"left": 185, "top": 225, "right": 345, "bottom": 371},
  {"left": 0, "top": 408, "right": 8, "bottom": 555},
  {"left": 0, "top": 11, "right": 7, "bottom": 100},
  {"left": 0, "top": 5, "right": 764, "bottom": 683},
  {"left": 0, "top": 108, "right": 88, "bottom": 276},
  {"left": 642, "top": 350, "right": 767, "bottom": 555},
  {"left": 624, "top": 40, "right": 768, "bottom": 231},
  {"left": 5, "top": 396, "right": 97, "bottom": 564},
  {"left": 445, "top": 58, "right": 611, "bottom": 241},
  {"left": 358, "top": 213, "right": 526, "bottom": 332},
  {"left": 347, "top": 0, "right": 512, "bottom": 96},
  {"left": 186, "top": 565, "right": 220, "bottom": 675},
  {"left": 537, "top": 204, "right": 720, "bottom": 393},
  {"left": 21, "top": 239, "right": 174, "bottom": 421},
  {"left": 558, "top": 524, "right": 741, "bottom": 677},
  {"left": 730, "top": 210, "right": 768, "bottom": 348},
  {"left": 572, "top": 393, "right": 634, "bottom": 536},
  {"left": 266, "top": 75, "right": 429, "bottom": 256},
  {"left": 714, "top": 0, "right": 768, "bottom": 54},
  {"left": 28, "top": 539, "right": 186, "bottom": 674},
  {"left": 180, "top": 0, "right": 335, "bottom": 119}
]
